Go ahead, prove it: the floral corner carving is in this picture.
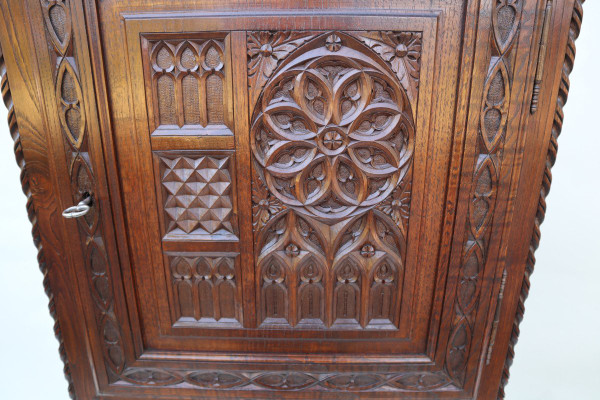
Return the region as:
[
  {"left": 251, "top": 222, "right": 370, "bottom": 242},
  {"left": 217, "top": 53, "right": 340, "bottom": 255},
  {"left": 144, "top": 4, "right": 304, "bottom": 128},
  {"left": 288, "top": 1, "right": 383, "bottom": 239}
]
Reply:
[
  {"left": 353, "top": 31, "right": 422, "bottom": 107},
  {"left": 247, "top": 31, "right": 320, "bottom": 108}
]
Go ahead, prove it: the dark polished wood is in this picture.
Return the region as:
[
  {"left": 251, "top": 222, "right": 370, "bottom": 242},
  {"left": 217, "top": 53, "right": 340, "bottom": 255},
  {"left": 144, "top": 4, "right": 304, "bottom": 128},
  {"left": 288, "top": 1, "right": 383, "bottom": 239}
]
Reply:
[{"left": 0, "top": 0, "right": 585, "bottom": 399}]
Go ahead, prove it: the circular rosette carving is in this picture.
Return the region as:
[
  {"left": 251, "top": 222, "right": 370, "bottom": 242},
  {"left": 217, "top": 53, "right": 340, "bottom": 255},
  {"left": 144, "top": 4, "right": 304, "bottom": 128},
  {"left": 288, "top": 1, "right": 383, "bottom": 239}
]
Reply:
[{"left": 251, "top": 32, "right": 415, "bottom": 222}]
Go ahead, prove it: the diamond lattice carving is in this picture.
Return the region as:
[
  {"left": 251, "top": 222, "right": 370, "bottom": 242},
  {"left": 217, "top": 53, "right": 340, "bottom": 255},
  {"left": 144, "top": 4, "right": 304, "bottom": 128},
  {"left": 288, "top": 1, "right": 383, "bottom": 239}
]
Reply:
[{"left": 159, "top": 155, "right": 236, "bottom": 237}]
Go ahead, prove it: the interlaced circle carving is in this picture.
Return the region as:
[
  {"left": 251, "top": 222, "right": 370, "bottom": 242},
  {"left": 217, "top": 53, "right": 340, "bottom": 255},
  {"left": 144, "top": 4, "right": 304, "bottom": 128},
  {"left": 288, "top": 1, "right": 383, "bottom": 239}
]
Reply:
[{"left": 251, "top": 33, "right": 415, "bottom": 221}]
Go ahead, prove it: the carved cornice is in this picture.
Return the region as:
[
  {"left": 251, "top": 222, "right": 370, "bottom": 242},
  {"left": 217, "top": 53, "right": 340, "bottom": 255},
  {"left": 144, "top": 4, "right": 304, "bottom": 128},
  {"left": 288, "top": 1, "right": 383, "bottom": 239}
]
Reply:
[
  {"left": 0, "top": 43, "right": 75, "bottom": 399},
  {"left": 497, "top": 0, "right": 585, "bottom": 398}
]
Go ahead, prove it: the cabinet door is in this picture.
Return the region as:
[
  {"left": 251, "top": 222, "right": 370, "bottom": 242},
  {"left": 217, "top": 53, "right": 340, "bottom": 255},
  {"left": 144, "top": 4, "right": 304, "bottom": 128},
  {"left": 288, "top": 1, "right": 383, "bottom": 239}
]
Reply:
[
  {"left": 95, "top": 2, "right": 528, "bottom": 397},
  {"left": 1, "top": 0, "right": 576, "bottom": 398},
  {"left": 116, "top": 16, "right": 444, "bottom": 355}
]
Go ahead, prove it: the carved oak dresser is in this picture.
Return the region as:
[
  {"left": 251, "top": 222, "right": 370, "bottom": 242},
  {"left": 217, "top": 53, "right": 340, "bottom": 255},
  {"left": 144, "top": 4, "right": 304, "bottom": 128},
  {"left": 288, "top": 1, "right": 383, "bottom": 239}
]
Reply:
[{"left": 0, "top": 0, "right": 585, "bottom": 398}]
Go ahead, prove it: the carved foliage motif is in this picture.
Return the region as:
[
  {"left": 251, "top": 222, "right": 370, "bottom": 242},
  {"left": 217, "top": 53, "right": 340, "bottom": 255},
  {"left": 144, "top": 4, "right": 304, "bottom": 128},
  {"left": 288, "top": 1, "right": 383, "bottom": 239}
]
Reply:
[
  {"left": 147, "top": 38, "right": 229, "bottom": 131},
  {"left": 249, "top": 32, "right": 417, "bottom": 329},
  {"left": 353, "top": 31, "right": 422, "bottom": 112},
  {"left": 40, "top": 0, "right": 125, "bottom": 380},
  {"left": 247, "top": 31, "right": 319, "bottom": 109},
  {"left": 170, "top": 255, "right": 241, "bottom": 325},
  {"left": 159, "top": 154, "right": 237, "bottom": 239},
  {"left": 445, "top": 0, "right": 523, "bottom": 386}
]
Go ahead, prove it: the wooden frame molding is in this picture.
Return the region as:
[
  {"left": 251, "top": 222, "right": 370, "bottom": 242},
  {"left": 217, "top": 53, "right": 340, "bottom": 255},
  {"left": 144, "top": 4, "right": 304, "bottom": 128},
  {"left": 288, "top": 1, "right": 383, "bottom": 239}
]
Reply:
[
  {"left": 0, "top": 41, "right": 76, "bottom": 399},
  {"left": 497, "top": 0, "right": 586, "bottom": 398}
]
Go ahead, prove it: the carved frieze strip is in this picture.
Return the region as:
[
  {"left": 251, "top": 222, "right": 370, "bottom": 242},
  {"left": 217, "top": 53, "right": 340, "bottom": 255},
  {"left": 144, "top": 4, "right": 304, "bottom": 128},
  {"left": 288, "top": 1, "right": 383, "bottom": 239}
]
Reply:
[
  {"left": 498, "top": 0, "right": 585, "bottom": 397},
  {"left": 115, "top": 368, "right": 458, "bottom": 393}
]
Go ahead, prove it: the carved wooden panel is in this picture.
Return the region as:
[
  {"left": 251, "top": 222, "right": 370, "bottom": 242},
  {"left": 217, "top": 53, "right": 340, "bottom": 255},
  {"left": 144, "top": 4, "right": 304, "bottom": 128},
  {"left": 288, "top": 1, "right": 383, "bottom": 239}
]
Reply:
[
  {"left": 1, "top": 0, "right": 586, "bottom": 398},
  {"left": 249, "top": 31, "right": 418, "bottom": 329},
  {"left": 168, "top": 254, "right": 242, "bottom": 326},
  {"left": 156, "top": 152, "right": 238, "bottom": 240},
  {"left": 143, "top": 35, "right": 233, "bottom": 135}
]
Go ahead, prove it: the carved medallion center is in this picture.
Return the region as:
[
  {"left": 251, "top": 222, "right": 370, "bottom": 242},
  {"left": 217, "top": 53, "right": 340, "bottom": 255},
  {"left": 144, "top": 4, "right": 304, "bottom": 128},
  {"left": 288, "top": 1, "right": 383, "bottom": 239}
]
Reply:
[{"left": 260, "top": 43, "right": 273, "bottom": 57}]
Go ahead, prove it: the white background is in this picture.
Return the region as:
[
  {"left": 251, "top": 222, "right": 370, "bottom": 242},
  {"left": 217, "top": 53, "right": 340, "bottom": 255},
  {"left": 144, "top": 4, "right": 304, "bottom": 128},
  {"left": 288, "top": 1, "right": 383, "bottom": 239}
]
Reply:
[{"left": 0, "top": 3, "right": 598, "bottom": 399}]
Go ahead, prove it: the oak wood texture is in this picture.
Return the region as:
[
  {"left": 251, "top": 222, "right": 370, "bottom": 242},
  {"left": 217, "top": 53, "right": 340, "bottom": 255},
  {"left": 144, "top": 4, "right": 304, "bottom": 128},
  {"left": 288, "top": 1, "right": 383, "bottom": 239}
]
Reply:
[{"left": 0, "top": 0, "right": 585, "bottom": 399}]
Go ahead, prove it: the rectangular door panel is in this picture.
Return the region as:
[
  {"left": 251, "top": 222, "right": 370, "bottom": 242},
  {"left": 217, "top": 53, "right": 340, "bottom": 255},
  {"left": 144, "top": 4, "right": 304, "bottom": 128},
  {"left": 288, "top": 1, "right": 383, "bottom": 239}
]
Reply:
[{"left": 119, "top": 14, "right": 442, "bottom": 356}]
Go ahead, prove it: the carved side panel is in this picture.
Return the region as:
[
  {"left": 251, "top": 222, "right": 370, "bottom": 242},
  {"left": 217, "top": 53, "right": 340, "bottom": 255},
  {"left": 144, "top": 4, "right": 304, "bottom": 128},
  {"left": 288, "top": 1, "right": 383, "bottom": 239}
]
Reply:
[
  {"left": 169, "top": 254, "right": 242, "bottom": 326},
  {"left": 143, "top": 36, "right": 233, "bottom": 135},
  {"left": 445, "top": 0, "right": 524, "bottom": 387},
  {"left": 1, "top": 40, "right": 77, "bottom": 398},
  {"left": 249, "top": 31, "right": 419, "bottom": 329},
  {"left": 40, "top": 0, "right": 125, "bottom": 381},
  {"left": 499, "top": 1, "right": 586, "bottom": 397},
  {"left": 157, "top": 153, "right": 238, "bottom": 240}
]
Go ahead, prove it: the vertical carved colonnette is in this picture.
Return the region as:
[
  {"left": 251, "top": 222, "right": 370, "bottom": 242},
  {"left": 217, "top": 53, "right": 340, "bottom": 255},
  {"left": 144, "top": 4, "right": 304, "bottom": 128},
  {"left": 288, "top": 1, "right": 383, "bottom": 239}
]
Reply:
[
  {"left": 0, "top": 42, "right": 76, "bottom": 399},
  {"left": 40, "top": 0, "right": 125, "bottom": 381},
  {"left": 445, "top": 0, "right": 523, "bottom": 386},
  {"left": 498, "top": 1, "right": 585, "bottom": 398}
]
